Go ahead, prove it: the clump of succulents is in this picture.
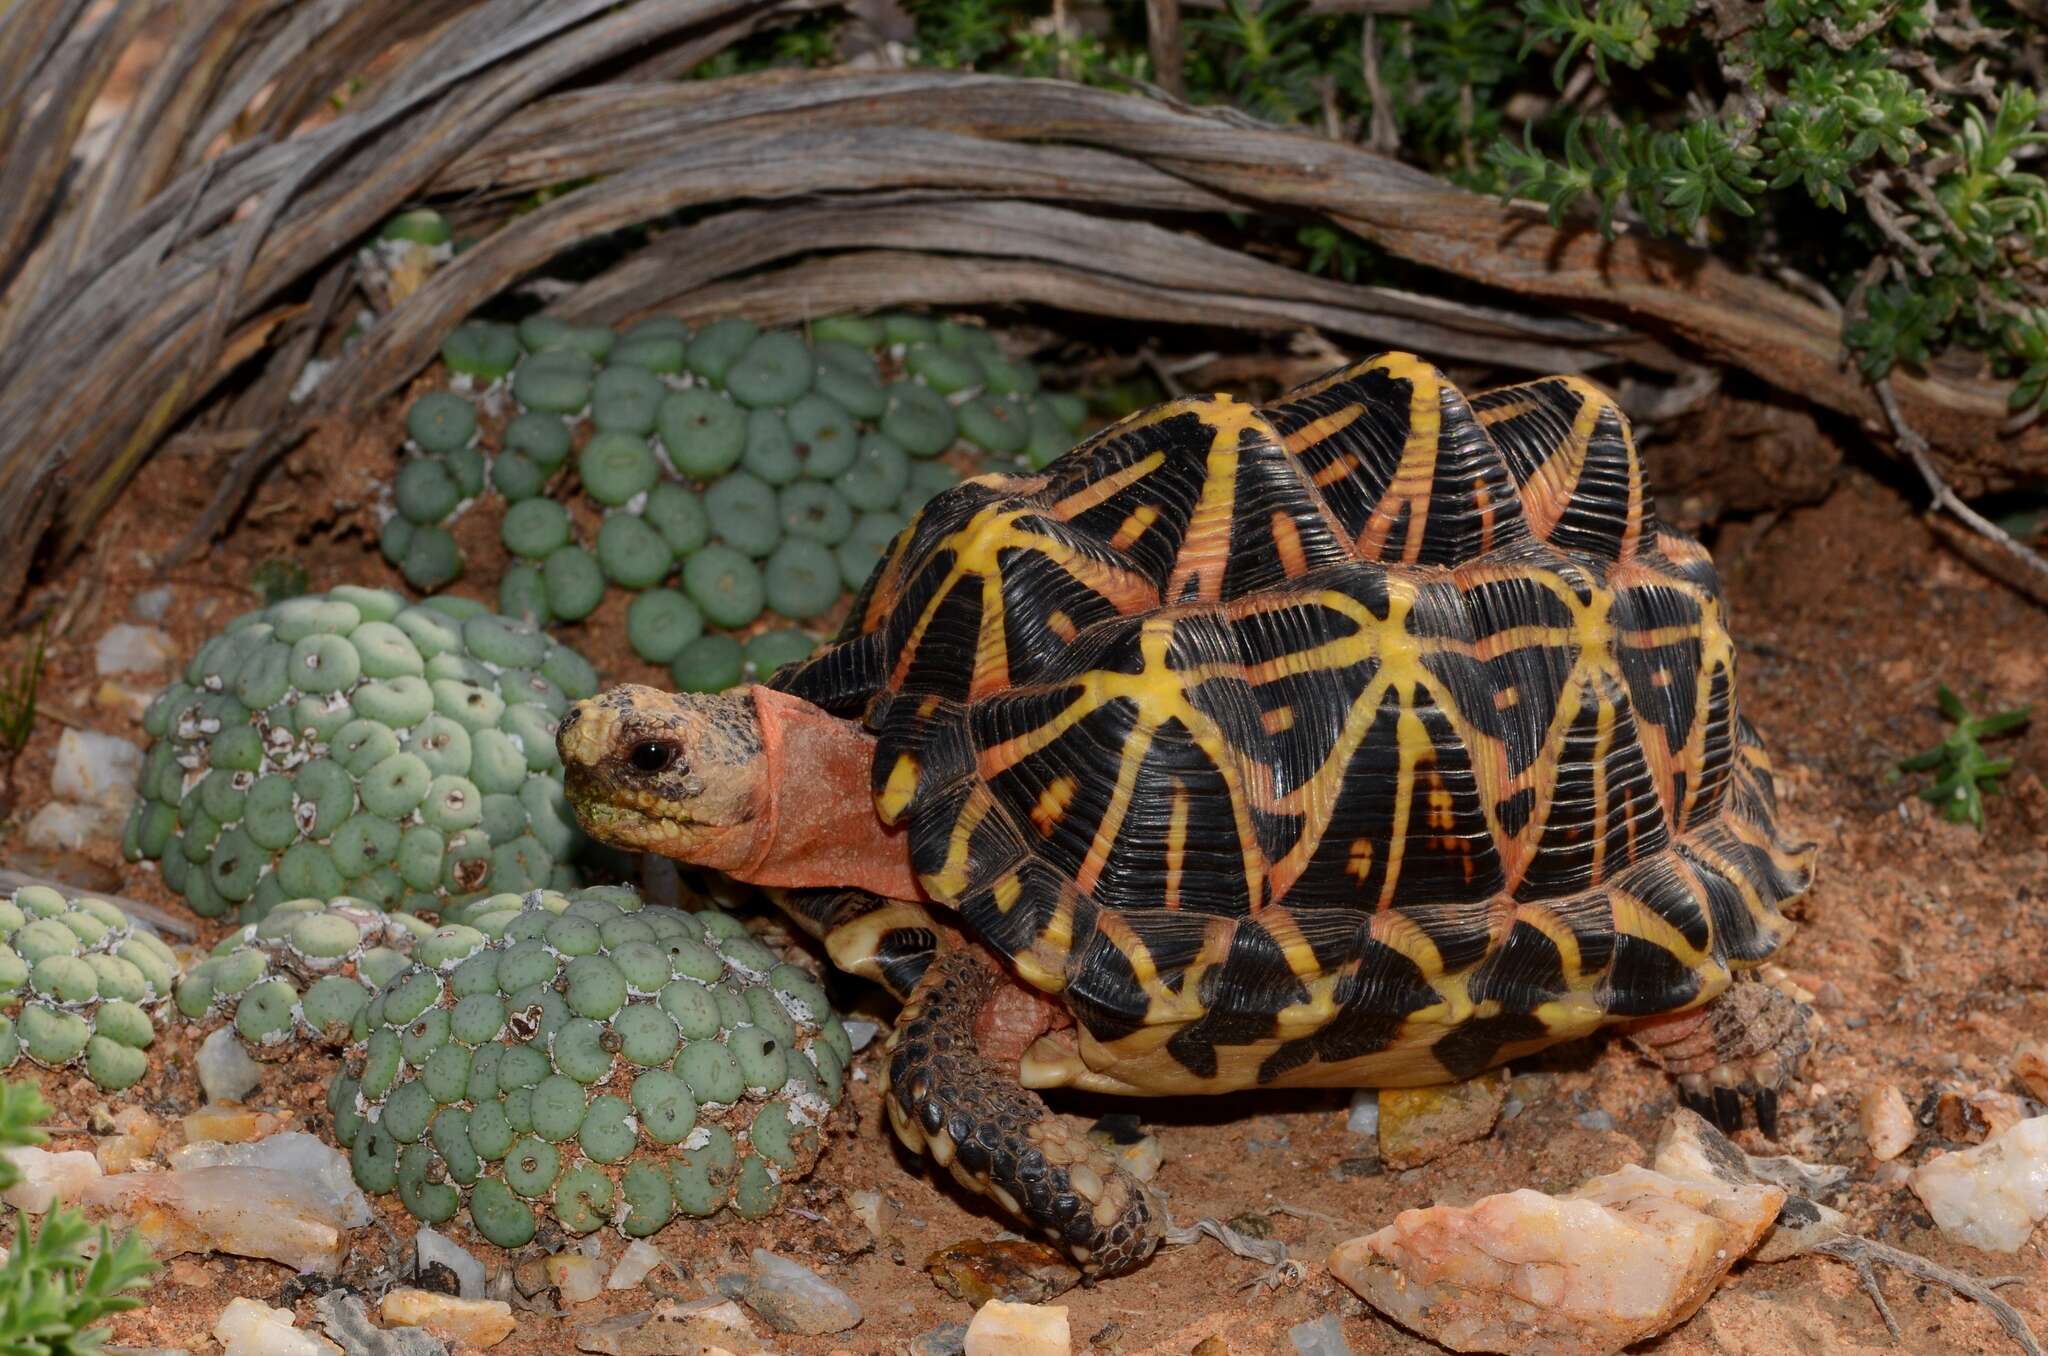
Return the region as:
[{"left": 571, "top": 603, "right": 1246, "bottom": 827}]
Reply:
[
  {"left": 381, "top": 310, "right": 1087, "bottom": 690},
  {"left": 175, "top": 898, "right": 436, "bottom": 1049},
  {"left": 330, "top": 886, "right": 849, "bottom": 1245},
  {"left": 0, "top": 886, "right": 179, "bottom": 1091},
  {"left": 124, "top": 587, "right": 598, "bottom": 923}
]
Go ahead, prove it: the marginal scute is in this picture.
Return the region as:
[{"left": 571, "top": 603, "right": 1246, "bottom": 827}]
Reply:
[{"left": 770, "top": 353, "right": 1814, "bottom": 1093}]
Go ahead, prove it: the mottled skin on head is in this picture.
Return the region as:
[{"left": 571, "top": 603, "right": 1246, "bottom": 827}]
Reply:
[
  {"left": 557, "top": 683, "right": 919, "bottom": 899},
  {"left": 558, "top": 682, "right": 1163, "bottom": 1274}
]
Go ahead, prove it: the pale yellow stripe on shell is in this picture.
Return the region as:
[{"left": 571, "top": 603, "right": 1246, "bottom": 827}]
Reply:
[
  {"left": 920, "top": 785, "right": 994, "bottom": 901},
  {"left": 1014, "top": 889, "right": 1077, "bottom": 993},
  {"left": 970, "top": 570, "right": 1012, "bottom": 701},
  {"left": 1110, "top": 504, "right": 1160, "bottom": 552},
  {"left": 1607, "top": 886, "right": 1710, "bottom": 970},
  {"left": 1518, "top": 380, "right": 1604, "bottom": 540},
  {"left": 1165, "top": 397, "right": 1264, "bottom": 605},
  {"left": 1164, "top": 780, "right": 1188, "bottom": 909}
]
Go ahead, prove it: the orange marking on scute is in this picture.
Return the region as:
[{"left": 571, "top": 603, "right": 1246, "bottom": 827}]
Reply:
[
  {"left": 1031, "top": 777, "right": 1076, "bottom": 836},
  {"left": 1280, "top": 401, "right": 1367, "bottom": 457},
  {"left": 1494, "top": 686, "right": 1521, "bottom": 711},
  {"left": 1048, "top": 610, "right": 1078, "bottom": 643},
  {"left": 1346, "top": 839, "right": 1374, "bottom": 884},
  {"left": 1262, "top": 706, "right": 1295, "bottom": 735},
  {"left": 1111, "top": 505, "right": 1160, "bottom": 551}
]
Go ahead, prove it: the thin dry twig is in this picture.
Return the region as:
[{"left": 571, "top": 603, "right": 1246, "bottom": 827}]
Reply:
[
  {"left": 1875, "top": 377, "right": 2048, "bottom": 593},
  {"left": 1813, "top": 1236, "right": 2042, "bottom": 1356}
]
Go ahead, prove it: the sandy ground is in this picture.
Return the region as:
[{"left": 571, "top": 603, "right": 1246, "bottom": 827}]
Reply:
[{"left": 2, "top": 420, "right": 2044, "bottom": 1355}]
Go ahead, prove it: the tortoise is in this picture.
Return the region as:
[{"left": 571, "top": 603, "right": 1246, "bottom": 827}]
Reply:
[{"left": 557, "top": 352, "right": 1817, "bottom": 1277}]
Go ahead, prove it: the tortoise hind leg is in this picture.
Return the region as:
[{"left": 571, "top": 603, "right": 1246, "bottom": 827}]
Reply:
[
  {"left": 1627, "top": 977, "right": 1812, "bottom": 1138},
  {"left": 882, "top": 946, "right": 1164, "bottom": 1276}
]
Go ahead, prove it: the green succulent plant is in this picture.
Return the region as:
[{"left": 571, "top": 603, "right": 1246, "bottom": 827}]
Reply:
[
  {"left": 329, "top": 886, "right": 849, "bottom": 1244},
  {"left": 1895, "top": 684, "right": 2032, "bottom": 829},
  {"left": 385, "top": 311, "right": 1087, "bottom": 687},
  {"left": 124, "top": 588, "right": 597, "bottom": 923},
  {"left": 0, "top": 886, "right": 178, "bottom": 1092}
]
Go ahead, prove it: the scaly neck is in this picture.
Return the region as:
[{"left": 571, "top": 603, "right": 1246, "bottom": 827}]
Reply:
[{"left": 737, "top": 685, "right": 923, "bottom": 901}]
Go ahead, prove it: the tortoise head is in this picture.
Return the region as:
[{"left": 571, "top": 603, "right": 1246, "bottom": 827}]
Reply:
[
  {"left": 557, "top": 684, "right": 770, "bottom": 869},
  {"left": 558, "top": 683, "right": 922, "bottom": 898}
]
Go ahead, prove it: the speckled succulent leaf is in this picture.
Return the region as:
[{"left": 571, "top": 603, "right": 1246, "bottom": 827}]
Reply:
[
  {"left": 0, "top": 885, "right": 179, "bottom": 1091},
  {"left": 335, "top": 887, "right": 847, "bottom": 1240},
  {"left": 128, "top": 589, "right": 596, "bottom": 924}
]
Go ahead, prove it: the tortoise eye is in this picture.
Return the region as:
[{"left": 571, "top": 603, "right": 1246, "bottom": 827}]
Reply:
[{"left": 628, "top": 741, "right": 675, "bottom": 774}]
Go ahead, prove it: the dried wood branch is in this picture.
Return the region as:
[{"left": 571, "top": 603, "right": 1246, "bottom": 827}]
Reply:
[{"left": 1, "top": 9, "right": 2043, "bottom": 614}]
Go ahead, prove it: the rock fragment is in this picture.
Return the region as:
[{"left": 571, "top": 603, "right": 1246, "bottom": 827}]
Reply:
[
  {"left": 1860, "top": 1084, "right": 1915, "bottom": 1161},
  {"left": 1330, "top": 1164, "right": 1783, "bottom": 1356},
  {"left": 214, "top": 1296, "right": 342, "bottom": 1356},
  {"left": 415, "top": 1226, "right": 487, "bottom": 1300},
  {"left": 1909, "top": 1114, "right": 2048, "bottom": 1252},
  {"left": 1937, "top": 1088, "right": 2029, "bottom": 1144},
  {"left": 549, "top": 1249, "right": 606, "bottom": 1305},
  {"left": 85, "top": 1161, "right": 356, "bottom": 1273},
  {"left": 1, "top": 1147, "right": 102, "bottom": 1213},
  {"left": 607, "top": 1239, "right": 667, "bottom": 1290},
  {"left": 168, "top": 1129, "right": 371, "bottom": 1227},
  {"left": 573, "top": 1297, "right": 765, "bottom": 1354},
  {"left": 909, "top": 1322, "right": 969, "bottom": 1356},
  {"left": 964, "top": 1299, "right": 1070, "bottom": 1356},
  {"left": 1289, "top": 1313, "right": 1353, "bottom": 1355},
  {"left": 379, "top": 1289, "right": 516, "bottom": 1350},
  {"left": 925, "top": 1238, "right": 1080, "bottom": 1306},
  {"left": 96, "top": 624, "right": 176, "bottom": 676},
  {"left": 314, "top": 1290, "right": 449, "bottom": 1356},
  {"left": 95, "top": 1107, "right": 162, "bottom": 1174},
  {"left": 1377, "top": 1070, "right": 1507, "bottom": 1169},
  {"left": 1652, "top": 1108, "right": 1849, "bottom": 1262},
  {"left": 195, "top": 1028, "right": 263, "bottom": 1104},
  {"left": 729, "top": 1248, "right": 862, "bottom": 1335},
  {"left": 2013, "top": 1040, "right": 2048, "bottom": 1101}
]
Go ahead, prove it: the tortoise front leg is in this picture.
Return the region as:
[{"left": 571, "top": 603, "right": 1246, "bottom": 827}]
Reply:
[{"left": 882, "top": 946, "right": 1165, "bottom": 1276}]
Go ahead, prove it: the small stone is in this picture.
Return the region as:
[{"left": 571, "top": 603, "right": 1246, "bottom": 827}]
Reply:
[
  {"left": 315, "top": 1290, "right": 449, "bottom": 1356},
  {"left": 925, "top": 1238, "right": 1080, "bottom": 1306},
  {"left": 1573, "top": 1109, "right": 1616, "bottom": 1133},
  {"left": 1861, "top": 1084, "right": 1915, "bottom": 1161},
  {"left": 1652, "top": 1109, "right": 1849, "bottom": 1263},
  {"left": 1909, "top": 1114, "right": 2048, "bottom": 1253},
  {"left": 548, "top": 1251, "right": 606, "bottom": 1305},
  {"left": 1330, "top": 1165, "right": 1783, "bottom": 1356},
  {"left": 574, "top": 1297, "right": 763, "bottom": 1354},
  {"left": 733, "top": 1249, "right": 862, "bottom": 1335},
  {"left": 379, "top": 1290, "right": 515, "bottom": 1349},
  {"left": 86, "top": 1162, "right": 357, "bottom": 1274},
  {"left": 168, "top": 1130, "right": 370, "bottom": 1227},
  {"left": 181, "top": 1103, "right": 289, "bottom": 1143},
  {"left": 1377, "top": 1070, "right": 1508, "bottom": 1170},
  {"left": 96, "top": 624, "right": 177, "bottom": 676},
  {"left": 131, "top": 586, "right": 174, "bottom": 622},
  {"left": 197, "top": 1027, "right": 264, "bottom": 1104},
  {"left": 843, "top": 1019, "right": 882, "bottom": 1052},
  {"left": 607, "top": 1239, "right": 667, "bottom": 1290},
  {"left": 1937, "top": 1089, "right": 2029, "bottom": 1144},
  {"left": 1, "top": 1147, "right": 102, "bottom": 1213},
  {"left": 96, "top": 1107, "right": 163, "bottom": 1174},
  {"left": 2013, "top": 1040, "right": 2048, "bottom": 1102},
  {"left": 23, "top": 802, "right": 121, "bottom": 852},
  {"left": 214, "top": 1296, "right": 342, "bottom": 1356},
  {"left": 964, "top": 1299, "right": 1069, "bottom": 1356},
  {"left": 416, "top": 1226, "right": 487, "bottom": 1300},
  {"left": 512, "top": 1256, "right": 553, "bottom": 1299},
  {"left": 910, "top": 1322, "right": 969, "bottom": 1356},
  {"left": 1191, "top": 1337, "right": 1231, "bottom": 1355},
  {"left": 850, "top": 1188, "right": 897, "bottom": 1241},
  {"left": 50, "top": 728, "right": 142, "bottom": 809},
  {"left": 1288, "top": 1314, "right": 1352, "bottom": 1356},
  {"left": 1346, "top": 1090, "right": 1378, "bottom": 1137}
]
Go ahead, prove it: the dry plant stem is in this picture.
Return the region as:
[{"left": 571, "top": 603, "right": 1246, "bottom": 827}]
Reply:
[
  {"left": 1147, "top": 0, "right": 1184, "bottom": 98},
  {"left": 6, "top": 38, "right": 2048, "bottom": 601},
  {"left": 1812, "top": 1237, "right": 2043, "bottom": 1356},
  {"left": 1875, "top": 377, "right": 2048, "bottom": 592}
]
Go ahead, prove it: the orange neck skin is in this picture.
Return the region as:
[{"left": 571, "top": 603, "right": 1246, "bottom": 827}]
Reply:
[{"left": 729, "top": 685, "right": 924, "bottom": 900}]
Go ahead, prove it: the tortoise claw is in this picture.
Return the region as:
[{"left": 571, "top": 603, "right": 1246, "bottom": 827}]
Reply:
[{"left": 1754, "top": 1086, "right": 1781, "bottom": 1140}]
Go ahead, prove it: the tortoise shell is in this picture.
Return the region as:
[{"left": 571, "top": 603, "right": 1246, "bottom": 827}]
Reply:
[{"left": 772, "top": 353, "right": 1815, "bottom": 1095}]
